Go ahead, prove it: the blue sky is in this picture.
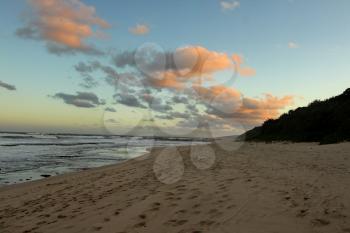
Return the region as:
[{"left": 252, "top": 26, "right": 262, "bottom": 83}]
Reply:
[{"left": 0, "top": 0, "right": 349, "bottom": 135}]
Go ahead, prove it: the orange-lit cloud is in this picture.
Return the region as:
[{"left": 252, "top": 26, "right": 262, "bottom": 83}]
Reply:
[
  {"left": 126, "top": 46, "right": 255, "bottom": 90},
  {"left": 233, "top": 94, "right": 295, "bottom": 126},
  {"left": 129, "top": 24, "right": 150, "bottom": 35},
  {"left": 242, "top": 94, "right": 295, "bottom": 110},
  {"left": 194, "top": 85, "right": 241, "bottom": 101},
  {"left": 75, "top": 46, "right": 291, "bottom": 133},
  {"left": 111, "top": 46, "right": 254, "bottom": 92},
  {"left": 191, "top": 84, "right": 294, "bottom": 128},
  {"left": 16, "top": 0, "right": 110, "bottom": 55},
  {"left": 174, "top": 48, "right": 256, "bottom": 80},
  {"left": 183, "top": 46, "right": 232, "bottom": 76},
  {"left": 232, "top": 54, "right": 256, "bottom": 77},
  {"left": 149, "top": 72, "right": 185, "bottom": 90}
]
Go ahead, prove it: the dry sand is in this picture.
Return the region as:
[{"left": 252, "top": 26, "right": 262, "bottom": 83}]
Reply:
[{"left": 1, "top": 141, "right": 350, "bottom": 233}]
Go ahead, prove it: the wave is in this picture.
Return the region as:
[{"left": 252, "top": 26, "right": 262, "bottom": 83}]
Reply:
[
  {"left": 0, "top": 142, "right": 115, "bottom": 147},
  {"left": 0, "top": 135, "right": 57, "bottom": 139},
  {"left": 0, "top": 136, "right": 35, "bottom": 139}
]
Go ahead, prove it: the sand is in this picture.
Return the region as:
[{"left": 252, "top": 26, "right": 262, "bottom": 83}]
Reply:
[{"left": 1, "top": 141, "right": 350, "bottom": 233}]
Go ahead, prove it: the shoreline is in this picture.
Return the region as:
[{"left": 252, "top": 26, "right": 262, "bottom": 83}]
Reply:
[
  {"left": 0, "top": 145, "right": 157, "bottom": 191},
  {"left": 1, "top": 142, "right": 350, "bottom": 233},
  {"left": 0, "top": 139, "right": 208, "bottom": 186}
]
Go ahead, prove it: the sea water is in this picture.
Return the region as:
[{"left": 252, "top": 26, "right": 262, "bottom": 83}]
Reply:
[{"left": 0, "top": 132, "right": 207, "bottom": 186}]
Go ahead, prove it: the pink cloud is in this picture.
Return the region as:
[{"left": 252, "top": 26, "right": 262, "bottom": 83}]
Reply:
[{"left": 17, "top": 0, "right": 110, "bottom": 55}]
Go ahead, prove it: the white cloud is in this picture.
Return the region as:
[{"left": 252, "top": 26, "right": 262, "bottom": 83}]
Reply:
[
  {"left": 288, "top": 42, "right": 299, "bottom": 49},
  {"left": 220, "top": 1, "right": 240, "bottom": 11}
]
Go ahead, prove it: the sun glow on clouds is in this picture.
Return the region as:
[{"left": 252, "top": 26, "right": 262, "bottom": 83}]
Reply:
[
  {"left": 111, "top": 46, "right": 256, "bottom": 91},
  {"left": 72, "top": 45, "right": 294, "bottom": 135},
  {"left": 13, "top": 1, "right": 296, "bottom": 136},
  {"left": 16, "top": 0, "right": 110, "bottom": 55}
]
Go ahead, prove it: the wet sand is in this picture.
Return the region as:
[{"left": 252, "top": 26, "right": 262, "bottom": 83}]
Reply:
[{"left": 1, "top": 141, "right": 350, "bottom": 233}]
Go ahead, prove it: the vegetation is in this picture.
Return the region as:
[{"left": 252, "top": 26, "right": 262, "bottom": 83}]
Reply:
[{"left": 240, "top": 88, "right": 350, "bottom": 144}]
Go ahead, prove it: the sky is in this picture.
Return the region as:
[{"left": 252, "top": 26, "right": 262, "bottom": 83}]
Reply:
[{"left": 0, "top": 0, "right": 349, "bottom": 137}]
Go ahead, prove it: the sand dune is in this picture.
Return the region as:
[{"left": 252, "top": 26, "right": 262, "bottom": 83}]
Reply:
[{"left": 1, "top": 142, "right": 350, "bottom": 233}]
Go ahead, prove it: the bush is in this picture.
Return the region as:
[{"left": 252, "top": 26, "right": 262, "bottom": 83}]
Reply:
[{"left": 242, "top": 89, "right": 350, "bottom": 144}]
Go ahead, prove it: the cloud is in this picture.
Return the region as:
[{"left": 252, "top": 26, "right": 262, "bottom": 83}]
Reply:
[
  {"left": 16, "top": 0, "right": 110, "bottom": 55},
  {"left": 194, "top": 85, "right": 242, "bottom": 117},
  {"left": 232, "top": 54, "right": 256, "bottom": 77},
  {"left": 114, "top": 93, "right": 146, "bottom": 109},
  {"left": 288, "top": 42, "right": 299, "bottom": 49},
  {"left": 156, "top": 111, "right": 191, "bottom": 120},
  {"left": 147, "top": 73, "right": 186, "bottom": 90},
  {"left": 133, "top": 81, "right": 294, "bottom": 132},
  {"left": 105, "top": 107, "right": 116, "bottom": 112},
  {"left": 194, "top": 85, "right": 241, "bottom": 101},
  {"left": 74, "top": 61, "right": 101, "bottom": 88},
  {"left": 72, "top": 45, "right": 294, "bottom": 135},
  {"left": 105, "top": 118, "right": 118, "bottom": 123},
  {"left": 111, "top": 46, "right": 255, "bottom": 90},
  {"left": 242, "top": 94, "right": 295, "bottom": 110},
  {"left": 172, "top": 95, "right": 189, "bottom": 104},
  {"left": 52, "top": 91, "right": 105, "bottom": 108},
  {"left": 220, "top": 1, "right": 240, "bottom": 11},
  {"left": 74, "top": 60, "right": 142, "bottom": 94},
  {"left": 129, "top": 24, "right": 150, "bottom": 35},
  {"left": 230, "top": 94, "right": 295, "bottom": 127},
  {"left": 0, "top": 81, "right": 16, "bottom": 91},
  {"left": 73, "top": 60, "right": 152, "bottom": 110},
  {"left": 112, "top": 46, "right": 233, "bottom": 74},
  {"left": 190, "top": 85, "right": 294, "bottom": 128},
  {"left": 147, "top": 98, "right": 173, "bottom": 113}
]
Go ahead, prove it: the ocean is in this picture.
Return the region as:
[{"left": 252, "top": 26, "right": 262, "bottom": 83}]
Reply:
[{"left": 0, "top": 132, "right": 208, "bottom": 186}]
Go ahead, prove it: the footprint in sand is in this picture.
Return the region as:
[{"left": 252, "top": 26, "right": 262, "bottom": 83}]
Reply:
[
  {"left": 93, "top": 226, "right": 102, "bottom": 231},
  {"left": 296, "top": 209, "right": 308, "bottom": 217},
  {"left": 199, "top": 220, "right": 215, "bottom": 226},
  {"left": 36, "top": 221, "right": 47, "bottom": 225},
  {"left": 176, "top": 209, "right": 187, "bottom": 214},
  {"left": 190, "top": 145, "right": 216, "bottom": 170},
  {"left": 134, "top": 221, "right": 146, "bottom": 228},
  {"left": 192, "top": 204, "right": 200, "bottom": 208},
  {"left": 153, "top": 148, "right": 184, "bottom": 184},
  {"left": 188, "top": 195, "right": 198, "bottom": 200},
  {"left": 311, "top": 218, "right": 330, "bottom": 226},
  {"left": 226, "top": 204, "right": 236, "bottom": 209},
  {"left": 149, "top": 202, "right": 161, "bottom": 211},
  {"left": 166, "top": 219, "right": 188, "bottom": 226},
  {"left": 152, "top": 202, "right": 161, "bottom": 207}
]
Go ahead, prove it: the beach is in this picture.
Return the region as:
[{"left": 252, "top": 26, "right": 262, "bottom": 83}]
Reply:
[{"left": 1, "top": 141, "right": 350, "bottom": 233}]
